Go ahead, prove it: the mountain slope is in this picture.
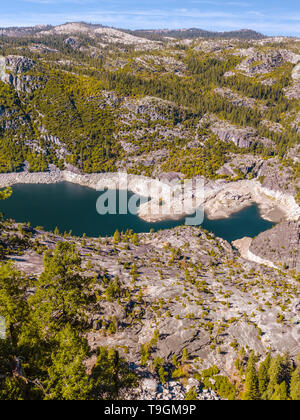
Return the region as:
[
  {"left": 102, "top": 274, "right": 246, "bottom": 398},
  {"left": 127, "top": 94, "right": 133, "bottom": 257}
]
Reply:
[{"left": 0, "top": 23, "right": 299, "bottom": 196}]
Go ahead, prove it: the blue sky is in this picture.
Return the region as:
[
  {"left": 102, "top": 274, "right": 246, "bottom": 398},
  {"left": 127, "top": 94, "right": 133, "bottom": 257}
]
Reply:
[{"left": 0, "top": 0, "right": 299, "bottom": 36}]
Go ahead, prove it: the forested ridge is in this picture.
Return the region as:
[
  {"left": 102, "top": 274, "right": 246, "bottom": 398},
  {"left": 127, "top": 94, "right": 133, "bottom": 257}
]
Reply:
[
  {"left": 128, "top": 28, "right": 266, "bottom": 42},
  {"left": 0, "top": 29, "right": 299, "bottom": 187}
]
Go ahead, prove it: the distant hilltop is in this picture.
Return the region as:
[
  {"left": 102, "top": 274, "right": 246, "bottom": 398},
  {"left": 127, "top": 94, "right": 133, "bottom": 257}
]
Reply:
[
  {"left": 127, "top": 28, "right": 267, "bottom": 41},
  {"left": 0, "top": 22, "right": 266, "bottom": 40}
]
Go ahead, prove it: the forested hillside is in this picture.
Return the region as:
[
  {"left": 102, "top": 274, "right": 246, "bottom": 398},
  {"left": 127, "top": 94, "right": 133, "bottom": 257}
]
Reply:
[
  {"left": 0, "top": 23, "right": 299, "bottom": 200},
  {"left": 129, "top": 28, "right": 266, "bottom": 41}
]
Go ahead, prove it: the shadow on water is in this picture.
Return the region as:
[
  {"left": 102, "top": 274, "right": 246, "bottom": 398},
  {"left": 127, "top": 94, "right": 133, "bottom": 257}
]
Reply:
[{"left": 0, "top": 182, "right": 275, "bottom": 242}]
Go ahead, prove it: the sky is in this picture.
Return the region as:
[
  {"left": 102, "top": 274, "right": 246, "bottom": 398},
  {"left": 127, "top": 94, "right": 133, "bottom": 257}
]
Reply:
[{"left": 0, "top": 0, "right": 299, "bottom": 37}]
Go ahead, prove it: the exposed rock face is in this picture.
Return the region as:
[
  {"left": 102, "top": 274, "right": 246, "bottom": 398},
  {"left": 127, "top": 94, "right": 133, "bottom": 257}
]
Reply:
[
  {"left": 213, "top": 125, "right": 254, "bottom": 149},
  {"left": 120, "top": 141, "right": 139, "bottom": 154},
  {"left": 29, "top": 44, "right": 59, "bottom": 54},
  {"left": 217, "top": 154, "right": 263, "bottom": 177},
  {"left": 278, "top": 49, "right": 300, "bottom": 64},
  {"left": 122, "top": 96, "right": 173, "bottom": 122},
  {"left": 229, "top": 47, "right": 300, "bottom": 96},
  {"left": 64, "top": 37, "right": 81, "bottom": 50},
  {"left": 261, "top": 120, "right": 283, "bottom": 133},
  {"left": 249, "top": 222, "right": 300, "bottom": 272},
  {"left": 40, "top": 23, "right": 160, "bottom": 50},
  {"left": 292, "top": 112, "right": 300, "bottom": 134},
  {"left": 214, "top": 87, "right": 267, "bottom": 111},
  {"left": 41, "top": 22, "right": 96, "bottom": 35},
  {"left": 292, "top": 63, "right": 300, "bottom": 81},
  {"left": 257, "top": 158, "right": 299, "bottom": 196},
  {"left": 95, "top": 27, "right": 160, "bottom": 49},
  {"left": 235, "top": 50, "right": 285, "bottom": 76},
  {"left": 284, "top": 83, "right": 300, "bottom": 100},
  {"left": 0, "top": 25, "right": 50, "bottom": 37},
  {"left": 3, "top": 55, "right": 36, "bottom": 74},
  {"left": 211, "top": 122, "right": 259, "bottom": 148},
  {"left": 26, "top": 223, "right": 298, "bottom": 372},
  {"left": 0, "top": 55, "right": 39, "bottom": 92},
  {"left": 284, "top": 63, "right": 300, "bottom": 99},
  {"left": 133, "top": 54, "right": 186, "bottom": 76},
  {"left": 199, "top": 114, "right": 274, "bottom": 149},
  {"left": 202, "top": 178, "right": 299, "bottom": 223},
  {"left": 194, "top": 39, "right": 235, "bottom": 53},
  {"left": 158, "top": 172, "right": 183, "bottom": 183},
  {"left": 287, "top": 145, "right": 300, "bottom": 163}
]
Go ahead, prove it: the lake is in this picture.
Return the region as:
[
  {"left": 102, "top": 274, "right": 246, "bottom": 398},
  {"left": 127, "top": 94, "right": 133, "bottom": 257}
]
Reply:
[{"left": 0, "top": 182, "right": 275, "bottom": 242}]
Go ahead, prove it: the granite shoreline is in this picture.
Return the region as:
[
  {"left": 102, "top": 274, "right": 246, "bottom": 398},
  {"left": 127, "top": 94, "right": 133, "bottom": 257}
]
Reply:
[{"left": 0, "top": 170, "right": 299, "bottom": 224}]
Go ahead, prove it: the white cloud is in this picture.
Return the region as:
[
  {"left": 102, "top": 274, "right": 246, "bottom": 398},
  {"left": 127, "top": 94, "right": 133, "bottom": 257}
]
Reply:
[
  {"left": 191, "top": 0, "right": 252, "bottom": 6},
  {"left": 22, "top": 0, "right": 98, "bottom": 3}
]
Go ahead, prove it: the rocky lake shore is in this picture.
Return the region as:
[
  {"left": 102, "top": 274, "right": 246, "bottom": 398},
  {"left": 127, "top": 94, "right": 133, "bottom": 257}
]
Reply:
[
  {"left": 0, "top": 169, "right": 299, "bottom": 224},
  {"left": 1, "top": 168, "right": 299, "bottom": 274}
]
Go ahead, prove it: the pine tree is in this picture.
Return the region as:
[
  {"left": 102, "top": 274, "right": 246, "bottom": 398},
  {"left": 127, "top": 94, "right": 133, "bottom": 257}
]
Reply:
[
  {"left": 172, "top": 354, "right": 178, "bottom": 368},
  {"left": 271, "top": 382, "right": 288, "bottom": 401},
  {"left": 91, "top": 347, "right": 137, "bottom": 399},
  {"left": 0, "top": 377, "right": 30, "bottom": 400},
  {"left": 45, "top": 325, "right": 91, "bottom": 400},
  {"left": 158, "top": 365, "right": 168, "bottom": 385},
  {"left": 113, "top": 229, "right": 120, "bottom": 244},
  {"left": 0, "top": 263, "right": 29, "bottom": 349},
  {"left": 265, "top": 354, "right": 291, "bottom": 400},
  {"left": 30, "top": 241, "right": 90, "bottom": 332},
  {"left": 243, "top": 353, "right": 259, "bottom": 400},
  {"left": 185, "top": 386, "right": 198, "bottom": 400},
  {"left": 0, "top": 187, "right": 12, "bottom": 200},
  {"left": 290, "top": 366, "right": 300, "bottom": 401},
  {"left": 182, "top": 348, "right": 189, "bottom": 363},
  {"left": 132, "top": 233, "right": 139, "bottom": 246},
  {"left": 258, "top": 353, "right": 271, "bottom": 395}
]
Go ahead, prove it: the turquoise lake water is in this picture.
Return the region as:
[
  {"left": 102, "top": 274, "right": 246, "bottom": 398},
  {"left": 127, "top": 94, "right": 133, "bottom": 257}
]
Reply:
[{"left": 0, "top": 182, "right": 275, "bottom": 242}]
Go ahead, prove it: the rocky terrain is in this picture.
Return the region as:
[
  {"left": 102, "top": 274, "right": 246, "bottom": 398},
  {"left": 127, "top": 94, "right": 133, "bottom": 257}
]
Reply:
[
  {"left": 2, "top": 219, "right": 299, "bottom": 400},
  {"left": 129, "top": 378, "right": 222, "bottom": 400},
  {"left": 0, "top": 24, "right": 299, "bottom": 188},
  {"left": 249, "top": 221, "right": 300, "bottom": 271},
  {"left": 199, "top": 113, "right": 274, "bottom": 149}
]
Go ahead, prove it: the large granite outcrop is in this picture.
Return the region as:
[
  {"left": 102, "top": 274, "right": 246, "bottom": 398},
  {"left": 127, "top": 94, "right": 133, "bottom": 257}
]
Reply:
[
  {"left": 0, "top": 55, "right": 40, "bottom": 93},
  {"left": 235, "top": 50, "right": 284, "bottom": 76},
  {"left": 257, "top": 157, "right": 299, "bottom": 197},
  {"left": 3, "top": 55, "right": 36, "bottom": 74},
  {"left": 250, "top": 221, "right": 300, "bottom": 272},
  {"left": 200, "top": 114, "right": 274, "bottom": 149},
  {"left": 64, "top": 37, "right": 81, "bottom": 50}
]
